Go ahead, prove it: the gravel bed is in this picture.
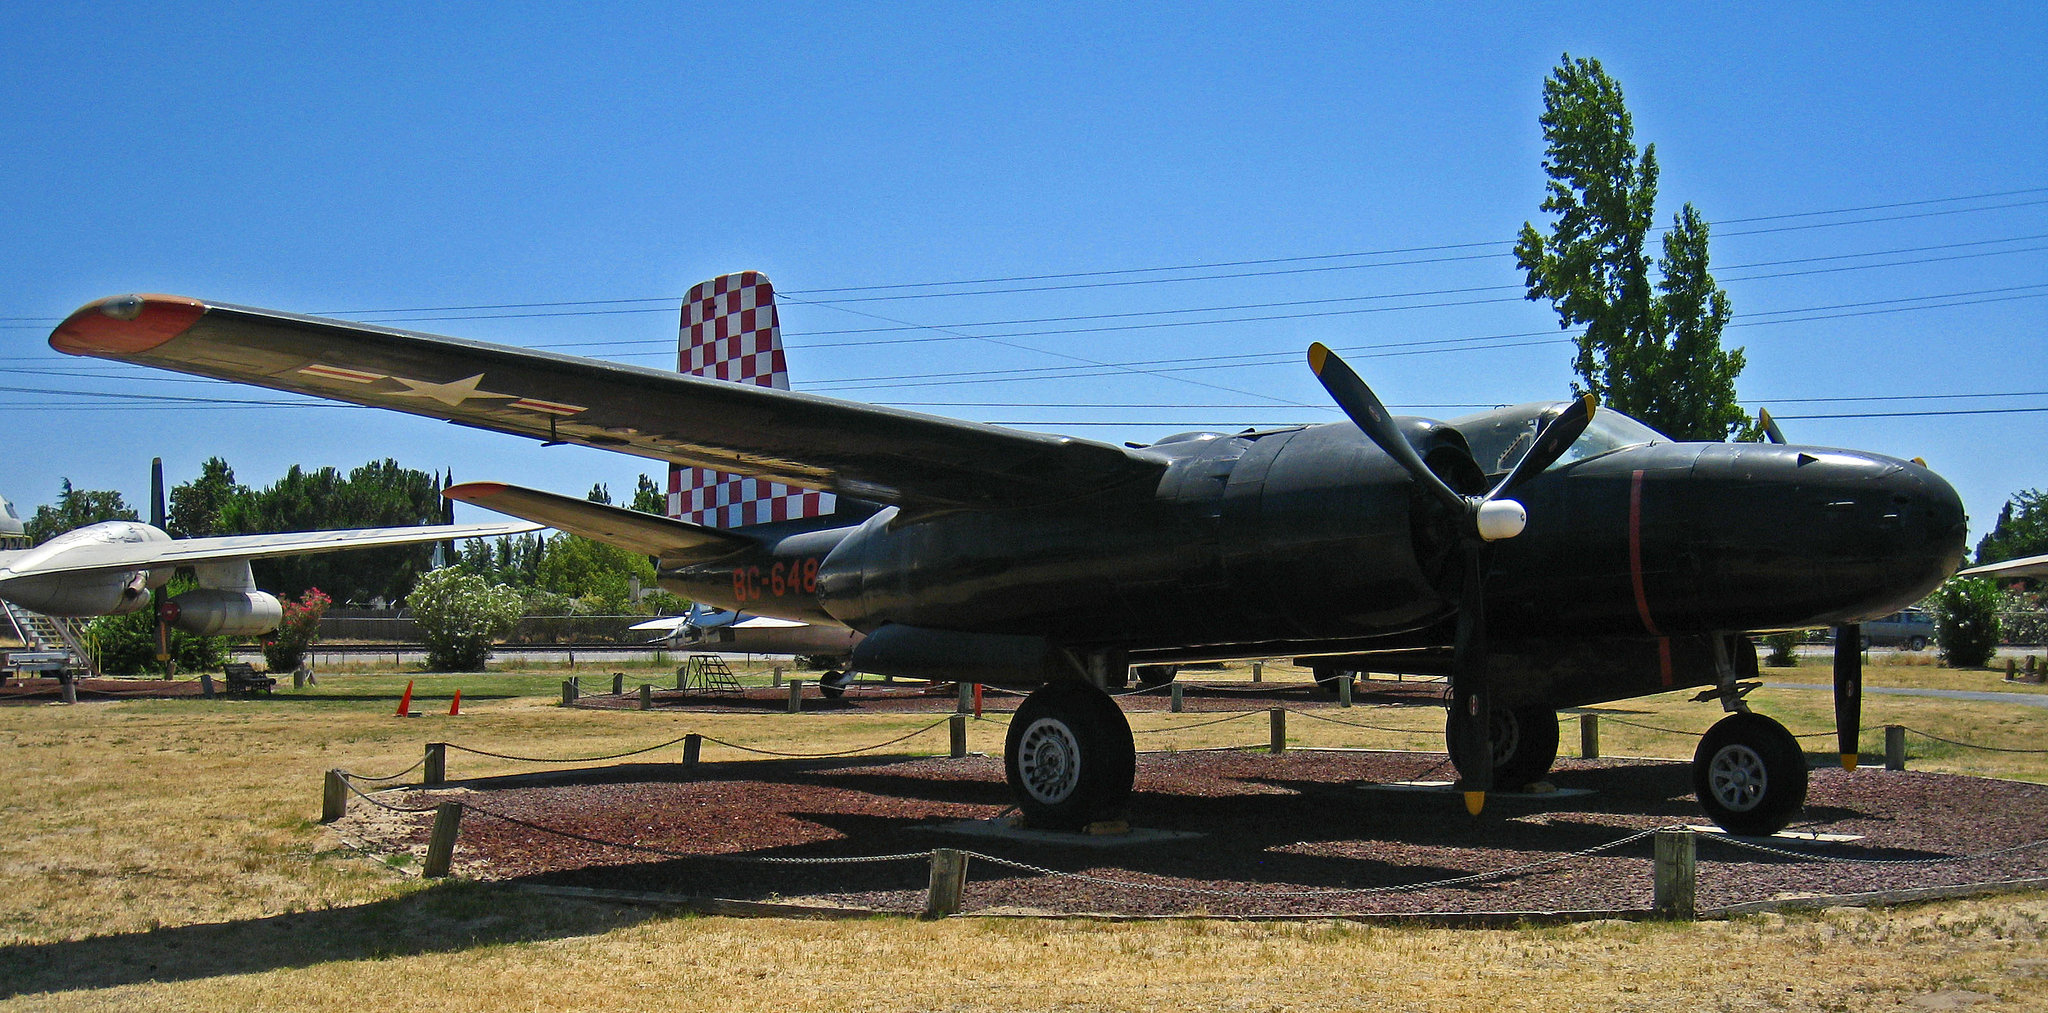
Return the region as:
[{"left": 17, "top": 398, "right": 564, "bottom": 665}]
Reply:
[{"left": 340, "top": 744, "right": 2048, "bottom": 919}]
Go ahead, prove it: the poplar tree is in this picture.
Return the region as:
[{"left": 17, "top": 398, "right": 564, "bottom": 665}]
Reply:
[{"left": 1515, "top": 54, "right": 1750, "bottom": 441}]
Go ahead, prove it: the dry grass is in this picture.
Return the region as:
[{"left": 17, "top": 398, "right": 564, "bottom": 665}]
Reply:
[{"left": 1, "top": 668, "right": 2045, "bottom": 1011}]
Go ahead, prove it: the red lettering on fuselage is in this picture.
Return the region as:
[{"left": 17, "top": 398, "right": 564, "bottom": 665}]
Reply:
[{"left": 732, "top": 557, "right": 819, "bottom": 602}]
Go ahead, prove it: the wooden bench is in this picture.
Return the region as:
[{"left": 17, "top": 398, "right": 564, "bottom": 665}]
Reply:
[{"left": 222, "top": 662, "right": 276, "bottom": 696}]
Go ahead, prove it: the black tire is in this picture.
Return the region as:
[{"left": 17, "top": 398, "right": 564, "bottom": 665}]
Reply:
[
  {"left": 817, "top": 670, "right": 852, "bottom": 699},
  {"left": 1133, "top": 664, "right": 1178, "bottom": 689},
  {"left": 1311, "top": 664, "right": 1356, "bottom": 698},
  {"left": 1692, "top": 712, "right": 1809, "bottom": 836},
  {"left": 1004, "top": 682, "right": 1136, "bottom": 831},
  {"left": 1445, "top": 705, "right": 1561, "bottom": 790},
  {"left": 1906, "top": 636, "right": 1928, "bottom": 651}
]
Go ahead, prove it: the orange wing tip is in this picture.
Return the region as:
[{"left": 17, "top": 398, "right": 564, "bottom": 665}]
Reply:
[
  {"left": 49, "top": 294, "right": 206, "bottom": 356},
  {"left": 443, "top": 482, "right": 510, "bottom": 502}
]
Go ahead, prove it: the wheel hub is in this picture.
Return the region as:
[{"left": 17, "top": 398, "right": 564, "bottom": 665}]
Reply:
[
  {"left": 1708, "top": 743, "right": 1769, "bottom": 812},
  {"left": 1016, "top": 717, "right": 1082, "bottom": 804}
]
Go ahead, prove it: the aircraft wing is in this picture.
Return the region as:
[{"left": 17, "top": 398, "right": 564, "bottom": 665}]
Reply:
[
  {"left": 0, "top": 521, "right": 538, "bottom": 580},
  {"left": 53, "top": 295, "right": 1170, "bottom": 511},
  {"left": 1957, "top": 553, "right": 2048, "bottom": 579},
  {"left": 444, "top": 481, "right": 756, "bottom": 562}
]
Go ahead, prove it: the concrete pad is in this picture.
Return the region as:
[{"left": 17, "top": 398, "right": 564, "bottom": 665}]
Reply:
[
  {"left": 919, "top": 817, "right": 1204, "bottom": 848},
  {"left": 1686, "top": 824, "right": 1865, "bottom": 843},
  {"left": 1369, "top": 780, "right": 1596, "bottom": 800}
]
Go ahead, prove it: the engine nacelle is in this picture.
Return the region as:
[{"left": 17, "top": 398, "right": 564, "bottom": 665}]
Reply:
[{"left": 167, "top": 588, "right": 283, "bottom": 637}]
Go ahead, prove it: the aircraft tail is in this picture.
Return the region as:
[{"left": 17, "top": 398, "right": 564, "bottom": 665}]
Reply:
[{"left": 667, "top": 272, "right": 837, "bottom": 528}]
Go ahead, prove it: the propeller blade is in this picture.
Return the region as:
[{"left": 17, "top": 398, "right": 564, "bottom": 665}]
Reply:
[
  {"left": 1759, "top": 408, "right": 1787, "bottom": 445},
  {"left": 1450, "top": 551, "right": 1493, "bottom": 812},
  {"left": 1489, "top": 395, "right": 1595, "bottom": 500},
  {"left": 150, "top": 458, "right": 170, "bottom": 668},
  {"left": 1834, "top": 623, "right": 1862, "bottom": 770},
  {"left": 1307, "top": 343, "right": 1465, "bottom": 514}
]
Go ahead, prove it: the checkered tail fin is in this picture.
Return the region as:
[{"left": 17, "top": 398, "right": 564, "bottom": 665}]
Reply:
[{"left": 666, "top": 272, "right": 836, "bottom": 528}]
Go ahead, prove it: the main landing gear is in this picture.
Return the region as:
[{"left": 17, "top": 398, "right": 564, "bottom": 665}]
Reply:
[
  {"left": 1445, "top": 704, "right": 1561, "bottom": 791},
  {"left": 1004, "top": 681, "right": 1136, "bottom": 831},
  {"left": 1692, "top": 711, "right": 1808, "bottom": 836}
]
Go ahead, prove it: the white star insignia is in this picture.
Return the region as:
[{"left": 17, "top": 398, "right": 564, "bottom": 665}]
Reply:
[{"left": 387, "top": 373, "right": 520, "bottom": 407}]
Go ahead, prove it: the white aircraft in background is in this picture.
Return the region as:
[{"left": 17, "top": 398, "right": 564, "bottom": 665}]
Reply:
[
  {"left": 630, "top": 603, "right": 864, "bottom": 695},
  {"left": 0, "top": 515, "right": 537, "bottom": 636}
]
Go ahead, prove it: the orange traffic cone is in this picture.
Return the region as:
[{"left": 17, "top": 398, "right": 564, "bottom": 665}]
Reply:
[
  {"left": 396, "top": 680, "right": 414, "bottom": 717},
  {"left": 448, "top": 689, "right": 462, "bottom": 716}
]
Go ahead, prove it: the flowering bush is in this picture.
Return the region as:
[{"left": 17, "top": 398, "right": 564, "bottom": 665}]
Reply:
[
  {"left": 409, "top": 567, "right": 524, "bottom": 671},
  {"left": 1929, "top": 577, "right": 2002, "bottom": 668},
  {"left": 261, "top": 587, "right": 331, "bottom": 672}
]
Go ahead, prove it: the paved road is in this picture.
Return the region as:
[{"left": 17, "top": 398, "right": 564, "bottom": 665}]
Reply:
[{"left": 1772, "top": 682, "right": 2048, "bottom": 709}]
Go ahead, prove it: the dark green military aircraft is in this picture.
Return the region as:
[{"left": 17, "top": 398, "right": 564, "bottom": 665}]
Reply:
[{"left": 52, "top": 278, "right": 1965, "bottom": 837}]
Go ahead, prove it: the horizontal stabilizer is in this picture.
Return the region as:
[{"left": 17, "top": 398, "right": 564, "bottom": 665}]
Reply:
[{"left": 443, "top": 482, "right": 759, "bottom": 562}]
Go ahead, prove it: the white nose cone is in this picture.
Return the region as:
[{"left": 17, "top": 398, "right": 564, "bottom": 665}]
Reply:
[{"left": 1476, "top": 499, "right": 1528, "bottom": 541}]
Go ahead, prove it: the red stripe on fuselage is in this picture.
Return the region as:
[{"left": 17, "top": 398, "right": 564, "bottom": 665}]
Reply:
[{"left": 1629, "top": 469, "right": 1663, "bottom": 637}]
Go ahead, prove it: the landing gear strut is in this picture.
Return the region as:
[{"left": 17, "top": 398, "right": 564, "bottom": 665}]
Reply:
[
  {"left": 1446, "top": 704, "right": 1560, "bottom": 791},
  {"left": 1693, "top": 711, "right": 1808, "bottom": 836},
  {"left": 1004, "top": 682, "right": 1136, "bottom": 831}
]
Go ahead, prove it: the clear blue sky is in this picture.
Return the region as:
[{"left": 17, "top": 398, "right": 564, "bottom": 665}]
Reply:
[{"left": 3, "top": 3, "right": 2042, "bottom": 550}]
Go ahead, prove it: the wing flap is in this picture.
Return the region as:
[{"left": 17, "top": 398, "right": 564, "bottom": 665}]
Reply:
[
  {"left": 443, "top": 482, "right": 756, "bottom": 562},
  {"left": 53, "top": 296, "right": 1169, "bottom": 510}
]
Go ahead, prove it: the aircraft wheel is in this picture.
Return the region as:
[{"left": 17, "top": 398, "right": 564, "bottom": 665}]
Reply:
[
  {"left": 1693, "top": 712, "right": 1809, "bottom": 836},
  {"left": 1445, "top": 705, "right": 1560, "bottom": 790},
  {"left": 817, "top": 670, "right": 853, "bottom": 699},
  {"left": 1005, "top": 681, "right": 1136, "bottom": 831},
  {"left": 1134, "top": 664, "right": 1178, "bottom": 689}
]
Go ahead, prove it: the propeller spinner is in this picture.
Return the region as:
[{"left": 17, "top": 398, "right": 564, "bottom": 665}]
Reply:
[{"left": 1307, "top": 343, "right": 1595, "bottom": 813}]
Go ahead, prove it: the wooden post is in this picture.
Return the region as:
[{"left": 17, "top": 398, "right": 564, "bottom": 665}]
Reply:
[
  {"left": 682, "top": 733, "right": 702, "bottom": 767},
  {"left": 1653, "top": 829, "right": 1697, "bottom": 919},
  {"left": 293, "top": 669, "right": 306, "bottom": 690},
  {"left": 772, "top": 665, "right": 784, "bottom": 688},
  {"left": 423, "top": 802, "right": 463, "bottom": 879},
  {"left": 676, "top": 665, "right": 686, "bottom": 691},
  {"left": 1580, "top": 713, "right": 1601, "bottom": 759},
  {"left": 1337, "top": 674, "right": 1352, "bottom": 708},
  {"left": 1251, "top": 661, "right": 1263, "bottom": 684},
  {"left": 59, "top": 675, "right": 77, "bottom": 705},
  {"left": 612, "top": 672, "right": 625, "bottom": 696},
  {"left": 640, "top": 683, "right": 653, "bottom": 710},
  {"left": 322, "top": 769, "right": 348, "bottom": 822},
  {"left": 950, "top": 714, "right": 968, "bottom": 758},
  {"left": 424, "top": 742, "right": 446, "bottom": 786},
  {"left": 1885, "top": 724, "right": 1907, "bottom": 770},
  {"left": 561, "top": 680, "right": 579, "bottom": 705},
  {"left": 924, "top": 848, "right": 969, "bottom": 918},
  {"left": 787, "top": 679, "right": 803, "bottom": 713},
  {"left": 200, "top": 673, "right": 215, "bottom": 699},
  {"left": 957, "top": 682, "right": 972, "bottom": 714},
  {"left": 2007, "top": 658, "right": 2018, "bottom": 682},
  {"left": 1269, "top": 708, "right": 1286, "bottom": 754},
  {"left": 1170, "top": 682, "right": 1184, "bottom": 713}
]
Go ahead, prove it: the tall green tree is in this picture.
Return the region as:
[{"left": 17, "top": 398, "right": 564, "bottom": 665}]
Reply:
[
  {"left": 631, "top": 473, "right": 665, "bottom": 515},
  {"left": 1975, "top": 489, "right": 2048, "bottom": 566},
  {"left": 166, "top": 457, "right": 248, "bottom": 538},
  {"left": 218, "top": 460, "right": 445, "bottom": 604},
  {"left": 1515, "top": 54, "right": 1750, "bottom": 442},
  {"left": 25, "top": 479, "right": 137, "bottom": 544}
]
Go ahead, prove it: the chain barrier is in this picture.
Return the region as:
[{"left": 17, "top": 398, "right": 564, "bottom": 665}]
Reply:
[
  {"left": 444, "top": 735, "right": 697, "bottom": 765},
  {"left": 1128, "top": 711, "right": 1259, "bottom": 735},
  {"left": 335, "top": 775, "right": 443, "bottom": 814},
  {"left": 700, "top": 717, "right": 952, "bottom": 758},
  {"left": 343, "top": 756, "right": 429, "bottom": 783},
  {"left": 1903, "top": 727, "right": 2048, "bottom": 754},
  {"left": 1709, "top": 833, "right": 2048, "bottom": 866},
  {"left": 961, "top": 827, "right": 1670, "bottom": 898},
  {"left": 1290, "top": 708, "right": 1441, "bottom": 735}
]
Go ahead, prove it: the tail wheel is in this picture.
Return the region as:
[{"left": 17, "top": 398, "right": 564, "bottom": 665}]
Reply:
[
  {"left": 1693, "top": 712, "right": 1809, "bottom": 836},
  {"left": 817, "top": 669, "right": 853, "bottom": 699},
  {"left": 1133, "top": 665, "right": 1178, "bottom": 689},
  {"left": 1004, "top": 682, "right": 1136, "bottom": 831},
  {"left": 1446, "top": 704, "right": 1560, "bottom": 790},
  {"left": 1311, "top": 663, "right": 1357, "bottom": 698}
]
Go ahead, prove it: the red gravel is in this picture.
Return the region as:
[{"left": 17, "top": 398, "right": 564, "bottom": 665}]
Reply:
[{"left": 343, "top": 741, "right": 2048, "bottom": 919}]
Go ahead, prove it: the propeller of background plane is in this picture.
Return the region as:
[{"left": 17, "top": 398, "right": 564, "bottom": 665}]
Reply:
[
  {"left": 1308, "top": 343, "right": 1594, "bottom": 813},
  {"left": 150, "top": 457, "right": 174, "bottom": 677},
  {"left": 1756, "top": 409, "right": 1863, "bottom": 771}
]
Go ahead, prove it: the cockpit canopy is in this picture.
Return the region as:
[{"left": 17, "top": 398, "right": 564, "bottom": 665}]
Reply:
[{"left": 1450, "top": 401, "right": 1670, "bottom": 478}]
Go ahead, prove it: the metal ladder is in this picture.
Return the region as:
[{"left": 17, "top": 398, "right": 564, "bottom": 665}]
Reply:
[
  {"left": 2, "top": 600, "right": 100, "bottom": 678},
  {"left": 680, "top": 654, "right": 743, "bottom": 694}
]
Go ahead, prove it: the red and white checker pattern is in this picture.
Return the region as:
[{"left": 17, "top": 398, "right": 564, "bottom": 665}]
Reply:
[{"left": 668, "top": 272, "right": 835, "bottom": 527}]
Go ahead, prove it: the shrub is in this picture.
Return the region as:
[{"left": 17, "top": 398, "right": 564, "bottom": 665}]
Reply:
[
  {"left": 1928, "top": 577, "right": 2003, "bottom": 668},
  {"left": 1759, "top": 632, "right": 1800, "bottom": 667},
  {"left": 408, "top": 567, "right": 524, "bottom": 671},
  {"left": 260, "top": 587, "right": 331, "bottom": 672}
]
